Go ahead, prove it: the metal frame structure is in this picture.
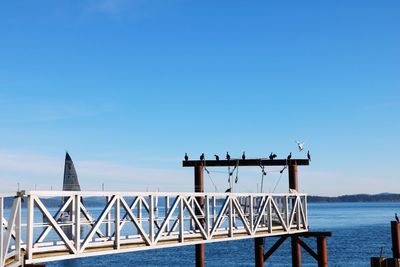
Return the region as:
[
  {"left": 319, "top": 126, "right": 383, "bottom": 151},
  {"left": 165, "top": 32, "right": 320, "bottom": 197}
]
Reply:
[
  {"left": 183, "top": 157, "right": 311, "bottom": 267},
  {"left": 0, "top": 191, "right": 308, "bottom": 266}
]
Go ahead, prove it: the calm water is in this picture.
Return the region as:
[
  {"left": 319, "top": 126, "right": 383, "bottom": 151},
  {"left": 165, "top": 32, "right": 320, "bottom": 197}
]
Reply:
[{"left": 43, "top": 202, "right": 399, "bottom": 266}]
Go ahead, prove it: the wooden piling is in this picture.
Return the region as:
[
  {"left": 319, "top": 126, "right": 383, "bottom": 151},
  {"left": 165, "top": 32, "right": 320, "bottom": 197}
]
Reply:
[
  {"left": 317, "top": 236, "right": 328, "bottom": 267},
  {"left": 195, "top": 165, "right": 205, "bottom": 267},
  {"left": 289, "top": 162, "right": 302, "bottom": 267},
  {"left": 255, "top": 237, "right": 264, "bottom": 267},
  {"left": 391, "top": 221, "right": 400, "bottom": 259}
]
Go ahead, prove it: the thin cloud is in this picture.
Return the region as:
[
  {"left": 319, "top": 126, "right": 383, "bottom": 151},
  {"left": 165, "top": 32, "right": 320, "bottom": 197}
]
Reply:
[{"left": 0, "top": 150, "right": 192, "bottom": 192}]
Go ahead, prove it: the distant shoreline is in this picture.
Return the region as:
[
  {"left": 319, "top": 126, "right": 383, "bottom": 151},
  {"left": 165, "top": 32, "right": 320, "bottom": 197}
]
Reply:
[{"left": 308, "top": 193, "right": 400, "bottom": 203}]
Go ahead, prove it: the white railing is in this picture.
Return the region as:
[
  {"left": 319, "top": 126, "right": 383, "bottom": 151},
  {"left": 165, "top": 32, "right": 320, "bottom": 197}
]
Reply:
[{"left": 1, "top": 191, "right": 308, "bottom": 266}]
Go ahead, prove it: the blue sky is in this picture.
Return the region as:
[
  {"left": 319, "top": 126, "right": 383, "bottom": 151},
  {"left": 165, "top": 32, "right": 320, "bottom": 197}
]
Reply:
[{"left": 0, "top": 0, "right": 399, "bottom": 195}]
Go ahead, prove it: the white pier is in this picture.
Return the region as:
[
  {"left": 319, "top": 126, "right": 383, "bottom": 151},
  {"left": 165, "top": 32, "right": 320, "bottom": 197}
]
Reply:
[{"left": 1, "top": 191, "right": 308, "bottom": 266}]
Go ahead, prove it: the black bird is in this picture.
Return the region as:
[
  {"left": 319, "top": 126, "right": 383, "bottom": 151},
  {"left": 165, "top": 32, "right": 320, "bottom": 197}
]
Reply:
[
  {"left": 287, "top": 152, "right": 292, "bottom": 161},
  {"left": 214, "top": 154, "right": 220, "bottom": 161},
  {"left": 200, "top": 153, "right": 205, "bottom": 161},
  {"left": 269, "top": 153, "right": 277, "bottom": 160},
  {"left": 260, "top": 166, "right": 267, "bottom": 176},
  {"left": 242, "top": 151, "right": 246, "bottom": 160},
  {"left": 307, "top": 150, "right": 311, "bottom": 162},
  {"left": 226, "top": 152, "right": 231, "bottom": 161},
  {"left": 184, "top": 153, "right": 189, "bottom": 161},
  {"left": 225, "top": 188, "right": 232, "bottom": 193},
  {"left": 396, "top": 213, "right": 399, "bottom": 222},
  {"left": 280, "top": 166, "right": 287, "bottom": 174}
]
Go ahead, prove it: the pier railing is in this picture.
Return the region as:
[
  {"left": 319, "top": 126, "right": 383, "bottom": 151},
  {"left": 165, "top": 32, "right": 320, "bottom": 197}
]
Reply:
[{"left": 1, "top": 191, "right": 308, "bottom": 266}]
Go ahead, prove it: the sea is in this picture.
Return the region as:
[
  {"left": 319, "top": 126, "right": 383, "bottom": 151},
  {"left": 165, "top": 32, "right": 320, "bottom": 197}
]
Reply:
[{"left": 44, "top": 202, "right": 399, "bottom": 267}]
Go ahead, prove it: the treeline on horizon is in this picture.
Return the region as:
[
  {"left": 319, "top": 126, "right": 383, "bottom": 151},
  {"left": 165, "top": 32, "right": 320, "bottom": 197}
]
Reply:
[{"left": 308, "top": 193, "right": 400, "bottom": 203}]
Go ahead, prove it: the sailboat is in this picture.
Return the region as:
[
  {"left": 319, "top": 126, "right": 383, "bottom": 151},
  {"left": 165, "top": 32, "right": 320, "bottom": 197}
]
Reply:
[
  {"left": 63, "top": 152, "right": 81, "bottom": 192},
  {"left": 60, "top": 152, "right": 81, "bottom": 239}
]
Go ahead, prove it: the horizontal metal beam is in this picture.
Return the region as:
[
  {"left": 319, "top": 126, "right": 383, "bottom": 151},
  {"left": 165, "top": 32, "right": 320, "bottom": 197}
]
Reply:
[
  {"left": 182, "top": 159, "right": 309, "bottom": 167},
  {"left": 296, "top": 231, "right": 332, "bottom": 238}
]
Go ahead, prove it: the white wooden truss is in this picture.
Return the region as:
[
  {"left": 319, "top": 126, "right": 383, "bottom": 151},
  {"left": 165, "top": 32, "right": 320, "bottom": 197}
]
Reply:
[{"left": 0, "top": 191, "right": 308, "bottom": 266}]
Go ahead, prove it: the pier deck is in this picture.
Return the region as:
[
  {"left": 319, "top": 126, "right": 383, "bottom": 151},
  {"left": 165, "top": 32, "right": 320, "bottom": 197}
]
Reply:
[{"left": 1, "top": 191, "right": 308, "bottom": 266}]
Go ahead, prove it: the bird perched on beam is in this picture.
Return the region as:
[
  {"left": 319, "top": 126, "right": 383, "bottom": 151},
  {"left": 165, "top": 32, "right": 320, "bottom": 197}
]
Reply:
[
  {"left": 184, "top": 153, "right": 189, "bottom": 161},
  {"left": 269, "top": 153, "right": 277, "bottom": 160},
  {"left": 307, "top": 150, "right": 311, "bottom": 162},
  {"left": 287, "top": 152, "right": 292, "bottom": 161},
  {"left": 200, "top": 153, "right": 205, "bottom": 161},
  {"left": 214, "top": 154, "right": 220, "bottom": 161},
  {"left": 396, "top": 213, "right": 399, "bottom": 222},
  {"left": 242, "top": 151, "right": 246, "bottom": 160},
  {"left": 226, "top": 152, "right": 231, "bottom": 161}
]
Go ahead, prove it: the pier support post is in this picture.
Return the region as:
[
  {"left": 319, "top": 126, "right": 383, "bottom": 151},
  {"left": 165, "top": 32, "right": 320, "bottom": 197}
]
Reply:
[
  {"left": 194, "top": 165, "right": 205, "bottom": 267},
  {"left": 255, "top": 237, "right": 264, "bottom": 267},
  {"left": 289, "top": 162, "right": 302, "bottom": 267},
  {"left": 391, "top": 221, "right": 400, "bottom": 258},
  {"left": 317, "top": 236, "right": 328, "bottom": 267},
  {"left": 291, "top": 236, "right": 302, "bottom": 267}
]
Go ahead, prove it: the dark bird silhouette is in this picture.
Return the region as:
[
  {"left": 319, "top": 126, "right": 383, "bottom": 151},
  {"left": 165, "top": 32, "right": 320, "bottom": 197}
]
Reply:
[
  {"left": 225, "top": 188, "right": 231, "bottom": 193},
  {"left": 214, "top": 154, "right": 220, "bottom": 161},
  {"left": 260, "top": 166, "right": 267, "bottom": 176},
  {"left": 184, "top": 153, "right": 189, "bottom": 161},
  {"left": 269, "top": 153, "right": 277, "bottom": 160},
  {"left": 396, "top": 213, "right": 399, "bottom": 222},
  {"left": 242, "top": 151, "right": 246, "bottom": 160},
  {"left": 287, "top": 152, "right": 292, "bottom": 161},
  {"left": 307, "top": 150, "right": 311, "bottom": 162},
  {"left": 280, "top": 166, "right": 287, "bottom": 174},
  {"left": 200, "top": 153, "right": 205, "bottom": 161},
  {"left": 226, "top": 152, "right": 231, "bottom": 161}
]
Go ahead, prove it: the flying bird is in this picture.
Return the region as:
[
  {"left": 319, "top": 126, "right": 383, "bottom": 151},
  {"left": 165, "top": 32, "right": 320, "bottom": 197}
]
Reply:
[
  {"left": 287, "top": 152, "right": 292, "bottom": 161},
  {"left": 214, "top": 154, "right": 220, "bottom": 161},
  {"left": 269, "top": 153, "right": 277, "bottom": 160},
  {"left": 226, "top": 152, "right": 231, "bottom": 161},
  {"left": 307, "top": 150, "right": 311, "bottom": 162},
  {"left": 242, "top": 151, "right": 246, "bottom": 160},
  {"left": 184, "top": 153, "right": 189, "bottom": 161},
  {"left": 396, "top": 213, "right": 399, "bottom": 222},
  {"left": 296, "top": 141, "right": 305, "bottom": 152},
  {"left": 200, "top": 153, "right": 205, "bottom": 161},
  {"left": 225, "top": 188, "right": 232, "bottom": 193}
]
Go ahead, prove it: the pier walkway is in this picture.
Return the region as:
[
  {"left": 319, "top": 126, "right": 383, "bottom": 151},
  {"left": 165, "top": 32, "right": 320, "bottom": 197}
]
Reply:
[{"left": 1, "top": 191, "right": 308, "bottom": 266}]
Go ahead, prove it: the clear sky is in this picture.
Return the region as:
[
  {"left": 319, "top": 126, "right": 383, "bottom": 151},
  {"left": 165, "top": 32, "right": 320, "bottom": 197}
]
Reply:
[{"left": 0, "top": 0, "right": 399, "bottom": 196}]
